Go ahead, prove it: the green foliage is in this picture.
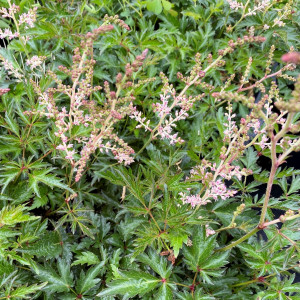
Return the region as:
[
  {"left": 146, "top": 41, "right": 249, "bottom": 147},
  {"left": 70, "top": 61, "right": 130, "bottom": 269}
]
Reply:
[
  {"left": 0, "top": 0, "right": 299, "bottom": 299},
  {"left": 0, "top": 205, "right": 38, "bottom": 226}
]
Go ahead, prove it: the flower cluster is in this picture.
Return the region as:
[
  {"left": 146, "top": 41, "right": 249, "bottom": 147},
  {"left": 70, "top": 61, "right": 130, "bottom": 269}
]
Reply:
[
  {"left": 0, "top": 88, "right": 10, "bottom": 96},
  {"left": 179, "top": 43, "right": 298, "bottom": 209},
  {"left": 0, "top": 2, "right": 19, "bottom": 19},
  {"left": 226, "top": 0, "right": 244, "bottom": 11},
  {"left": 130, "top": 32, "right": 266, "bottom": 147},
  {"left": 226, "top": 0, "right": 270, "bottom": 16},
  {"left": 180, "top": 158, "right": 251, "bottom": 208},
  {"left": 0, "top": 28, "right": 19, "bottom": 40},
  {"left": 26, "top": 18, "right": 150, "bottom": 182},
  {"left": 205, "top": 225, "right": 216, "bottom": 237},
  {"left": 180, "top": 48, "right": 299, "bottom": 210},
  {"left": 272, "top": 0, "right": 294, "bottom": 28},
  {"left": 18, "top": 6, "right": 37, "bottom": 28},
  {"left": 0, "top": 2, "right": 38, "bottom": 41},
  {"left": 26, "top": 55, "right": 46, "bottom": 70},
  {"left": 226, "top": 0, "right": 295, "bottom": 29},
  {"left": 0, "top": 55, "right": 23, "bottom": 80}
]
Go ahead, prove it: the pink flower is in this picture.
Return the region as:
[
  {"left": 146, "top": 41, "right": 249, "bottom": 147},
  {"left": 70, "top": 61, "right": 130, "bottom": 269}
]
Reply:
[
  {"left": 281, "top": 52, "right": 300, "bottom": 65},
  {"left": 226, "top": 0, "right": 244, "bottom": 10},
  {"left": 0, "top": 88, "right": 10, "bottom": 96},
  {"left": 153, "top": 94, "right": 171, "bottom": 118},
  {"left": 257, "top": 134, "right": 269, "bottom": 150},
  {"left": 0, "top": 4, "right": 19, "bottom": 18},
  {"left": 0, "top": 57, "right": 23, "bottom": 79},
  {"left": 0, "top": 28, "right": 19, "bottom": 40},
  {"left": 205, "top": 225, "right": 216, "bottom": 237},
  {"left": 18, "top": 7, "right": 38, "bottom": 28},
  {"left": 179, "top": 193, "right": 209, "bottom": 208},
  {"left": 56, "top": 144, "right": 66, "bottom": 151},
  {"left": 65, "top": 150, "right": 76, "bottom": 160},
  {"left": 113, "top": 151, "right": 134, "bottom": 165},
  {"left": 26, "top": 55, "right": 46, "bottom": 70},
  {"left": 210, "top": 180, "right": 237, "bottom": 200}
]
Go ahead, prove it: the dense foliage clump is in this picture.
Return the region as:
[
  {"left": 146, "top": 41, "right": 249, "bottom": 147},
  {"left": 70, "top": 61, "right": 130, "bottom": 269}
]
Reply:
[{"left": 0, "top": 0, "right": 299, "bottom": 299}]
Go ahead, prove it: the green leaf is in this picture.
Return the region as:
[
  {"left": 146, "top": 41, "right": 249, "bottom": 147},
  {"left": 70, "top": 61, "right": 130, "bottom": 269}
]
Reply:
[
  {"left": 240, "top": 147, "right": 260, "bottom": 173},
  {"left": 147, "top": 0, "right": 163, "bottom": 14},
  {"left": 183, "top": 227, "right": 216, "bottom": 272},
  {"left": 30, "top": 195, "right": 48, "bottom": 209},
  {"left": 237, "top": 244, "right": 264, "bottom": 260},
  {"left": 176, "top": 288, "right": 215, "bottom": 299},
  {"left": 28, "top": 169, "right": 73, "bottom": 197},
  {"left": 10, "top": 282, "right": 48, "bottom": 299},
  {"left": 156, "top": 283, "right": 173, "bottom": 300},
  {"left": 0, "top": 168, "right": 20, "bottom": 193},
  {"left": 138, "top": 250, "right": 172, "bottom": 278},
  {"left": 76, "top": 262, "right": 105, "bottom": 294},
  {"left": 201, "top": 251, "right": 229, "bottom": 269},
  {"left": 4, "top": 113, "right": 20, "bottom": 137},
  {"left": 288, "top": 175, "right": 300, "bottom": 195},
  {"left": 0, "top": 20, "right": 9, "bottom": 28},
  {"left": 97, "top": 270, "right": 159, "bottom": 297},
  {"left": 161, "top": 0, "right": 172, "bottom": 11},
  {"left": 0, "top": 260, "right": 14, "bottom": 276},
  {"left": 0, "top": 205, "right": 38, "bottom": 226},
  {"left": 20, "top": 232, "right": 62, "bottom": 259},
  {"left": 168, "top": 228, "right": 189, "bottom": 258},
  {"left": 71, "top": 251, "right": 100, "bottom": 266},
  {"left": 36, "top": 259, "right": 73, "bottom": 293}
]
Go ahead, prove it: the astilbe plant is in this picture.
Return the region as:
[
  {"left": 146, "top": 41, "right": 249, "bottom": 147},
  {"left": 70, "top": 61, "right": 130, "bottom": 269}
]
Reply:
[
  {"left": 26, "top": 16, "right": 152, "bottom": 183},
  {"left": 196, "top": 49, "right": 300, "bottom": 250},
  {"left": 180, "top": 46, "right": 297, "bottom": 211},
  {"left": 131, "top": 29, "right": 266, "bottom": 149},
  {"left": 0, "top": 0, "right": 300, "bottom": 299},
  {"left": 96, "top": 47, "right": 300, "bottom": 297}
]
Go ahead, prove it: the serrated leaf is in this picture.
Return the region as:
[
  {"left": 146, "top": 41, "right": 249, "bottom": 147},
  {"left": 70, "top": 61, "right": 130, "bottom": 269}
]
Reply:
[
  {"left": 183, "top": 226, "right": 216, "bottom": 272},
  {"left": 71, "top": 251, "right": 100, "bottom": 266},
  {"left": 4, "top": 112, "right": 20, "bottom": 137},
  {"left": 20, "top": 232, "right": 62, "bottom": 259},
  {"left": 168, "top": 228, "right": 188, "bottom": 258},
  {"left": 76, "top": 261, "right": 105, "bottom": 294},
  {"left": 0, "top": 205, "right": 38, "bottom": 226},
  {"left": 237, "top": 244, "right": 264, "bottom": 260},
  {"left": 0, "top": 259, "right": 14, "bottom": 276},
  {"left": 288, "top": 175, "right": 300, "bottom": 195},
  {"left": 240, "top": 147, "right": 260, "bottom": 172},
  {"left": 97, "top": 270, "right": 159, "bottom": 297},
  {"left": 10, "top": 282, "right": 47, "bottom": 299},
  {"left": 138, "top": 250, "right": 172, "bottom": 278},
  {"left": 36, "top": 259, "right": 73, "bottom": 293},
  {"left": 201, "top": 251, "right": 229, "bottom": 269},
  {"left": 30, "top": 195, "right": 48, "bottom": 209},
  {"left": 156, "top": 283, "right": 173, "bottom": 300},
  {"left": 0, "top": 168, "right": 20, "bottom": 193},
  {"left": 28, "top": 169, "right": 73, "bottom": 197}
]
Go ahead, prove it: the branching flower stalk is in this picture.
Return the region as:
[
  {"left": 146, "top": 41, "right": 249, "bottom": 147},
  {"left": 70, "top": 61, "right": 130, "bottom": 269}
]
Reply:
[
  {"left": 175, "top": 48, "right": 300, "bottom": 255},
  {"left": 215, "top": 54, "right": 300, "bottom": 251},
  {"left": 219, "top": 212, "right": 300, "bottom": 252},
  {"left": 26, "top": 16, "right": 152, "bottom": 184},
  {"left": 0, "top": 0, "right": 38, "bottom": 57},
  {"left": 226, "top": 0, "right": 273, "bottom": 32},
  {"left": 134, "top": 32, "right": 267, "bottom": 154}
]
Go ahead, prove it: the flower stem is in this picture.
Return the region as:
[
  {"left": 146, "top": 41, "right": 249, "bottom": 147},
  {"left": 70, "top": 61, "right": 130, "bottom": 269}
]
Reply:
[
  {"left": 136, "top": 54, "right": 228, "bottom": 156},
  {"left": 259, "top": 132, "right": 278, "bottom": 226},
  {"left": 216, "top": 226, "right": 260, "bottom": 252}
]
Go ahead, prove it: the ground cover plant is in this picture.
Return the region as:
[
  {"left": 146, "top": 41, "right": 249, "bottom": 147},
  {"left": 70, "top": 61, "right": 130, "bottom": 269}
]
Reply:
[{"left": 0, "top": 0, "right": 299, "bottom": 299}]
